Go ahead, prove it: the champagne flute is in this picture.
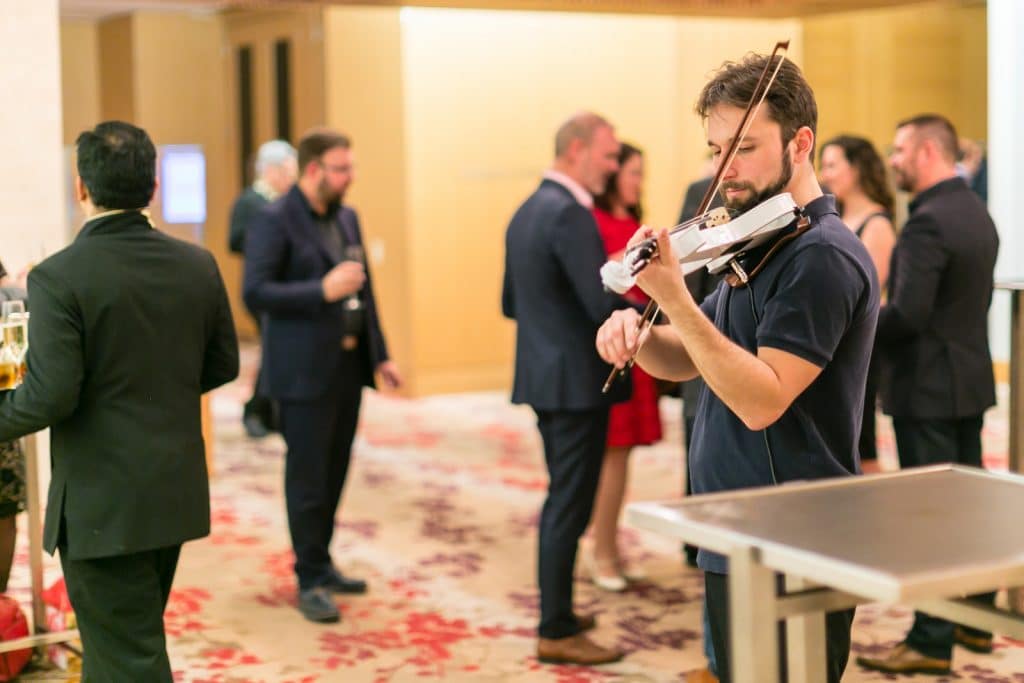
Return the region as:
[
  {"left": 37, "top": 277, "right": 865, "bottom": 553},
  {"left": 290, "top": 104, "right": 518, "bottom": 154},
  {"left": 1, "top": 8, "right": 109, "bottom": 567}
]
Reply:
[{"left": 1, "top": 300, "right": 24, "bottom": 322}]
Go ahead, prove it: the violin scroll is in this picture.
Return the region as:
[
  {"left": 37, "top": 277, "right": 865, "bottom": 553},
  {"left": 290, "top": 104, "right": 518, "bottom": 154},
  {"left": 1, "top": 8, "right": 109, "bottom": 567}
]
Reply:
[{"left": 600, "top": 207, "right": 731, "bottom": 295}]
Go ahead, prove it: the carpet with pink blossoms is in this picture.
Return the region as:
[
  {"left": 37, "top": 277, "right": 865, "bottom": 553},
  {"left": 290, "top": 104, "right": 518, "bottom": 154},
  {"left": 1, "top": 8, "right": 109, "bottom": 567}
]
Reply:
[{"left": 8, "top": 351, "right": 1021, "bottom": 682}]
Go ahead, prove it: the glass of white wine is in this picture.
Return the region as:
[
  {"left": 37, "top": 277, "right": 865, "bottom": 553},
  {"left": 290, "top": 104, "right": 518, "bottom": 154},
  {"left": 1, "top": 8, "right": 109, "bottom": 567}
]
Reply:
[{"left": 0, "top": 300, "right": 24, "bottom": 321}]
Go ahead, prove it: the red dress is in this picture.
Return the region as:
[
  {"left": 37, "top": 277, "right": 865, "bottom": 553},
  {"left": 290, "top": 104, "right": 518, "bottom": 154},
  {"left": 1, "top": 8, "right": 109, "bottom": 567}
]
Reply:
[{"left": 593, "top": 207, "right": 663, "bottom": 447}]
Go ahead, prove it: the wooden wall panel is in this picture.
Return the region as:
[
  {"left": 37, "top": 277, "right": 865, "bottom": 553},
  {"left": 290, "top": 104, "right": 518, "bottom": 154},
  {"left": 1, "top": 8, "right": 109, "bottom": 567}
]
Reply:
[
  {"left": 804, "top": 2, "right": 987, "bottom": 160},
  {"left": 60, "top": 21, "right": 101, "bottom": 144},
  {"left": 220, "top": 7, "right": 326, "bottom": 338}
]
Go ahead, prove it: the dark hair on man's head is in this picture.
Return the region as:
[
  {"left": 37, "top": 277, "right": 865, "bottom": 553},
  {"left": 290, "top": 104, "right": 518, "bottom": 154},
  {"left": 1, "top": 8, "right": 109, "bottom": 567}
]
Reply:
[
  {"left": 297, "top": 128, "right": 351, "bottom": 173},
  {"left": 696, "top": 53, "right": 817, "bottom": 152},
  {"left": 594, "top": 142, "right": 643, "bottom": 221},
  {"left": 820, "top": 135, "right": 894, "bottom": 215},
  {"left": 75, "top": 121, "right": 156, "bottom": 209},
  {"left": 896, "top": 113, "right": 958, "bottom": 163}
]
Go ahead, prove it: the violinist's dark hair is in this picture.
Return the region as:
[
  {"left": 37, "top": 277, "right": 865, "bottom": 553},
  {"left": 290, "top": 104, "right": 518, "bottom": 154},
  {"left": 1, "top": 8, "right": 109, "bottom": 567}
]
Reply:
[
  {"left": 696, "top": 53, "right": 817, "bottom": 154},
  {"left": 820, "top": 135, "right": 895, "bottom": 215},
  {"left": 594, "top": 142, "right": 643, "bottom": 222},
  {"left": 896, "top": 113, "right": 958, "bottom": 164}
]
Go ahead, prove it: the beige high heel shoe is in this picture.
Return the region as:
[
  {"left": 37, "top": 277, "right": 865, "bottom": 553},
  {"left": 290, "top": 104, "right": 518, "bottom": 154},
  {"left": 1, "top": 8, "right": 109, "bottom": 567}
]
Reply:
[{"left": 583, "top": 552, "right": 627, "bottom": 592}]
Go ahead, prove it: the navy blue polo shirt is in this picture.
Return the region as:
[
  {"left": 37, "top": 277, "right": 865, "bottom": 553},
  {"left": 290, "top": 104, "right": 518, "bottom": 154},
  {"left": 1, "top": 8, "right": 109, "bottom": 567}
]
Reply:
[{"left": 689, "top": 194, "right": 879, "bottom": 574}]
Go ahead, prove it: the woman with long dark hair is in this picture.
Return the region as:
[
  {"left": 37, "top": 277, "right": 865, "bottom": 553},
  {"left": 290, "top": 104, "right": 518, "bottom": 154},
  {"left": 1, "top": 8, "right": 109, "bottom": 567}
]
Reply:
[
  {"left": 820, "top": 135, "right": 896, "bottom": 472},
  {"left": 587, "top": 143, "right": 661, "bottom": 590}
]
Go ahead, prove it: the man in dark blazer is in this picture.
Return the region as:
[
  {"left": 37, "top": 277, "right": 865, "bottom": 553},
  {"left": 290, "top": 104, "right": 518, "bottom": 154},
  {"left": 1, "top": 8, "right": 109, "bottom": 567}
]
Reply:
[
  {"left": 502, "top": 112, "right": 630, "bottom": 666},
  {"left": 858, "top": 115, "right": 999, "bottom": 676},
  {"left": 244, "top": 128, "right": 401, "bottom": 624},
  {"left": 228, "top": 139, "right": 297, "bottom": 438},
  {"left": 0, "top": 121, "right": 239, "bottom": 680}
]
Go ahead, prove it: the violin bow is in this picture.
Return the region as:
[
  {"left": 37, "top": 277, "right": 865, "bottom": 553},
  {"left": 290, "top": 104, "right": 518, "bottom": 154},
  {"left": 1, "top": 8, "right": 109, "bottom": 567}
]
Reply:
[{"left": 602, "top": 40, "right": 791, "bottom": 393}]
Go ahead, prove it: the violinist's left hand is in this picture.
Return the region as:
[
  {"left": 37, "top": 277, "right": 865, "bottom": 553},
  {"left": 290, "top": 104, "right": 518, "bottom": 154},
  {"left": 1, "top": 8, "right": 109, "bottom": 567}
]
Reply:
[{"left": 635, "top": 228, "right": 692, "bottom": 308}]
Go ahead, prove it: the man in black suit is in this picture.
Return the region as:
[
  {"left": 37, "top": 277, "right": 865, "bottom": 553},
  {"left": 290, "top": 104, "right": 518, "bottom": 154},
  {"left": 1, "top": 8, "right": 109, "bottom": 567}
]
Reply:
[
  {"left": 858, "top": 115, "right": 1000, "bottom": 675},
  {"left": 502, "top": 112, "right": 629, "bottom": 666},
  {"left": 244, "top": 128, "right": 401, "bottom": 624},
  {"left": 228, "top": 140, "right": 297, "bottom": 438},
  {"left": 0, "top": 121, "right": 239, "bottom": 680}
]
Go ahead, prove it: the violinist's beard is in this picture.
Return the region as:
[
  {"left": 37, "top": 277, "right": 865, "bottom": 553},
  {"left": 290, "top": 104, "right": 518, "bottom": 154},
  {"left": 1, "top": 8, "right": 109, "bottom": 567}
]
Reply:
[{"left": 720, "top": 152, "right": 793, "bottom": 213}]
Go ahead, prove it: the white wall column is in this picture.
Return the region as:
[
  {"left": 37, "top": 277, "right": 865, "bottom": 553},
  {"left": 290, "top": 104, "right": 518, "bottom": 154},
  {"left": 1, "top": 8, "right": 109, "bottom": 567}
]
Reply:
[
  {"left": 0, "top": 0, "right": 66, "bottom": 274},
  {"left": 988, "top": 0, "right": 1024, "bottom": 364}
]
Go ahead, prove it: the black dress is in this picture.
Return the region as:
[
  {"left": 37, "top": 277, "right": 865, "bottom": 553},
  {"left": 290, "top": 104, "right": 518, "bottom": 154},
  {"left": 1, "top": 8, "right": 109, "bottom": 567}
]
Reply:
[{"left": 854, "top": 211, "right": 892, "bottom": 463}]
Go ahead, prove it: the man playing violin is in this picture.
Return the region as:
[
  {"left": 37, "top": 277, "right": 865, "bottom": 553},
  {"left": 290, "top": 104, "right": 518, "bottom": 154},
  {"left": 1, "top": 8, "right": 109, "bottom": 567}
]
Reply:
[{"left": 596, "top": 55, "right": 879, "bottom": 683}]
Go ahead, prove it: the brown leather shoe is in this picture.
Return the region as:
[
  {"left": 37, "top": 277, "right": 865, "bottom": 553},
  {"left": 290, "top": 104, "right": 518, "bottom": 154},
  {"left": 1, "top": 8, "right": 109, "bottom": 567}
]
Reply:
[
  {"left": 685, "top": 668, "right": 719, "bottom": 682},
  {"left": 537, "top": 633, "right": 624, "bottom": 665},
  {"left": 954, "top": 626, "right": 993, "bottom": 653},
  {"left": 856, "top": 643, "right": 951, "bottom": 675},
  {"left": 575, "top": 613, "right": 596, "bottom": 632}
]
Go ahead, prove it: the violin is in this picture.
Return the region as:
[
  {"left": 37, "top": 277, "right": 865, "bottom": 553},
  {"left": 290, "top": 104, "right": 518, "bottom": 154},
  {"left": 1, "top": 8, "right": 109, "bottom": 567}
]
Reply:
[
  {"left": 600, "top": 193, "right": 800, "bottom": 295},
  {"left": 601, "top": 40, "right": 795, "bottom": 393}
]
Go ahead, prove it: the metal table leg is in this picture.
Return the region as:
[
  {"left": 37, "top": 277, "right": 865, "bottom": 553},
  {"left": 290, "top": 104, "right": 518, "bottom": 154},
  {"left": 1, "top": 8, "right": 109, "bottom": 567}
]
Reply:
[
  {"left": 1006, "top": 289, "right": 1024, "bottom": 612},
  {"left": 784, "top": 575, "right": 827, "bottom": 683},
  {"left": 730, "top": 546, "right": 779, "bottom": 683}
]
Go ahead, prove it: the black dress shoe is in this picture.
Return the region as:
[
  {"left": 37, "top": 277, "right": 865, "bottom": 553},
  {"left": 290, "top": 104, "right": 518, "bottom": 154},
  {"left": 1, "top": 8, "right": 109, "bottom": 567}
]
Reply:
[
  {"left": 298, "top": 587, "right": 340, "bottom": 623},
  {"left": 322, "top": 567, "right": 368, "bottom": 594}
]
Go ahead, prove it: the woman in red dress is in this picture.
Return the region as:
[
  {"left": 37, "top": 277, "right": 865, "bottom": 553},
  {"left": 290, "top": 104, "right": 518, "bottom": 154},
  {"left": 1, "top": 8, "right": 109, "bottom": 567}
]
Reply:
[{"left": 587, "top": 142, "right": 662, "bottom": 591}]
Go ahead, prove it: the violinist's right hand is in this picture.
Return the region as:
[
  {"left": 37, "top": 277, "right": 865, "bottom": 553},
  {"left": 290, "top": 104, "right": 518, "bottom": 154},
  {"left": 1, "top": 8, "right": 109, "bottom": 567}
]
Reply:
[{"left": 596, "top": 308, "right": 648, "bottom": 369}]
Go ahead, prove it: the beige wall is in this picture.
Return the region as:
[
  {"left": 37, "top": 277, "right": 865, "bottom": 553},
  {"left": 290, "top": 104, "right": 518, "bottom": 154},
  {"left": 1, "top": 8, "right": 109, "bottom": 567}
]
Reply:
[
  {"left": 97, "top": 16, "right": 136, "bottom": 123},
  {"left": 60, "top": 20, "right": 101, "bottom": 144},
  {"left": 803, "top": 0, "right": 987, "bottom": 157},
  {"left": 2, "top": 0, "right": 65, "bottom": 274}
]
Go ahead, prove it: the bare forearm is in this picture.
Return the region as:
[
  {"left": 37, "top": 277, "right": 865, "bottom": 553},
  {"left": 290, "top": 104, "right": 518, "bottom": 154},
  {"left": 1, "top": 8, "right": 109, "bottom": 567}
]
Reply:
[
  {"left": 635, "top": 324, "right": 698, "bottom": 381},
  {"left": 661, "top": 297, "right": 787, "bottom": 430}
]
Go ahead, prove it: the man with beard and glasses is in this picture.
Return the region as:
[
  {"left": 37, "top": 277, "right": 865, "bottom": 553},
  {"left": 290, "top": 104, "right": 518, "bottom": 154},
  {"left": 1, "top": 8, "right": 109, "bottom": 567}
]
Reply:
[
  {"left": 244, "top": 128, "right": 402, "bottom": 623},
  {"left": 595, "top": 55, "right": 879, "bottom": 683},
  {"left": 856, "top": 115, "right": 999, "bottom": 676}
]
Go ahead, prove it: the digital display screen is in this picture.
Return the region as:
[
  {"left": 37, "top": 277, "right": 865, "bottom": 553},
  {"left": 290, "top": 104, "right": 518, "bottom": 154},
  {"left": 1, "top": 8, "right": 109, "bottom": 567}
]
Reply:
[{"left": 160, "top": 145, "right": 206, "bottom": 224}]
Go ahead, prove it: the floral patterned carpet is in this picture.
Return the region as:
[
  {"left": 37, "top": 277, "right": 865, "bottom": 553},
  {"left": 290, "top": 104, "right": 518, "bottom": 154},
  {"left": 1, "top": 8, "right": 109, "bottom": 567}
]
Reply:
[{"left": 7, "top": 348, "right": 1021, "bottom": 682}]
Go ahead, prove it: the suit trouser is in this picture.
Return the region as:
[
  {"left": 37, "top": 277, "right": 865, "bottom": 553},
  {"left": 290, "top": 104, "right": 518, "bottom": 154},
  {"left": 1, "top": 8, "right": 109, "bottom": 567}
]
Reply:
[
  {"left": 705, "top": 571, "right": 854, "bottom": 683},
  {"left": 60, "top": 544, "right": 181, "bottom": 682},
  {"left": 244, "top": 315, "right": 275, "bottom": 427},
  {"left": 893, "top": 414, "right": 995, "bottom": 659},
  {"left": 534, "top": 408, "right": 608, "bottom": 639},
  {"left": 279, "top": 350, "right": 363, "bottom": 591}
]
